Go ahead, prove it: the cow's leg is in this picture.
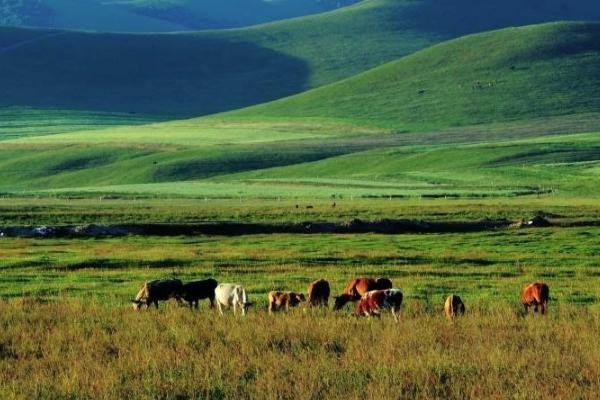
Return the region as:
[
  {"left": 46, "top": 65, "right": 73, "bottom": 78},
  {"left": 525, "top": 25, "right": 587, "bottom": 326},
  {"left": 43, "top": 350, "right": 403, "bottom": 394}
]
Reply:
[
  {"left": 533, "top": 304, "right": 539, "bottom": 313},
  {"left": 392, "top": 307, "right": 400, "bottom": 323},
  {"left": 217, "top": 302, "right": 224, "bottom": 316},
  {"left": 541, "top": 302, "right": 548, "bottom": 315},
  {"left": 268, "top": 301, "right": 274, "bottom": 315},
  {"left": 194, "top": 300, "right": 199, "bottom": 309},
  {"left": 209, "top": 295, "right": 215, "bottom": 309}
]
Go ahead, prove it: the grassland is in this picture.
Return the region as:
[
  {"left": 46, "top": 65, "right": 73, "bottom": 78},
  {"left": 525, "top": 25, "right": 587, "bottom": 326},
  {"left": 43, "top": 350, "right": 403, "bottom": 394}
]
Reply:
[
  {"left": 234, "top": 22, "right": 600, "bottom": 129},
  {"left": 0, "top": 301, "right": 598, "bottom": 399},
  {"left": 3, "top": 2, "right": 600, "bottom": 117},
  {"left": 1, "top": 15, "right": 599, "bottom": 398},
  {"left": 0, "top": 224, "right": 598, "bottom": 398}
]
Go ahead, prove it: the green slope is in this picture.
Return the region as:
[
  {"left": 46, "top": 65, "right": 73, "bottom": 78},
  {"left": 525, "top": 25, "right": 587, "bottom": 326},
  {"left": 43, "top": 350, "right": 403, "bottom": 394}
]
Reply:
[
  {"left": 3, "top": 1, "right": 600, "bottom": 118},
  {"left": 231, "top": 22, "right": 600, "bottom": 130},
  {"left": 1, "top": 22, "right": 599, "bottom": 198},
  {"left": 0, "top": 0, "right": 183, "bottom": 32},
  {"left": 0, "top": 0, "right": 359, "bottom": 32}
]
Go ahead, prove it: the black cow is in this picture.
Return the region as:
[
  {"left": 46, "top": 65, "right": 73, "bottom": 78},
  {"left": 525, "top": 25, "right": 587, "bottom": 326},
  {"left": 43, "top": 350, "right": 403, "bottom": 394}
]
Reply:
[
  {"left": 132, "top": 278, "right": 183, "bottom": 310},
  {"left": 181, "top": 278, "right": 219, "bottom": 309}
]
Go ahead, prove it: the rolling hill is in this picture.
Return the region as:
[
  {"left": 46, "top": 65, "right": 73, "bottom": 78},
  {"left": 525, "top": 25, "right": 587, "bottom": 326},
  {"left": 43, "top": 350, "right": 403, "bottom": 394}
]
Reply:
[
  {"left": 0, "top": 0, "right": 359, "bottom": 32},
  {"left": 230, "top": 22, "right": 600, "bottom": 130},
  {"left": 3, "top": 0, "right": 600, "bottom": 119},
  {"left": 0, "top": 22, "right": 598, "bottom": 198}
]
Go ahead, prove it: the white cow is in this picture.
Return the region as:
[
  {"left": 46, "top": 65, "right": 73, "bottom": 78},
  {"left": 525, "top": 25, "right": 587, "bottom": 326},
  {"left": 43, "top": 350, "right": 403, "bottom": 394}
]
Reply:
[{"left": 214, "top": 283, "right": 253, "bottom": 316}]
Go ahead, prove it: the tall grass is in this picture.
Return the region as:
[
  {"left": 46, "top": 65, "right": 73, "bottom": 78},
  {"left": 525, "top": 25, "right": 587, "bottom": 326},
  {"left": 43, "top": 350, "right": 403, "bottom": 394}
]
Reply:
[{"left": 0, "top": 300, "right": 598, "bottom": 399}]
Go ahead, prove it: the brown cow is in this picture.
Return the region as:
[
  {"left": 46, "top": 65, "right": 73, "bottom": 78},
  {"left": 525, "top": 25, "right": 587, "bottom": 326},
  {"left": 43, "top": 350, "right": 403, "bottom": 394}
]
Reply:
[
  {"left": 444, "top": 294, "right": 465, "bottom": 319},
  {"left": 354, "top": 289, "right": 403, "bottom": 322},
  {"left": 268, "top": 291, "right": 306, "bottom": 314},
  {"left": 307, "top": 279, "right": 330, "bottom": 307},
  {"left": 521, "top": 282, "right": 550, "bottom": 314},
  {"left": 333, "top": 277, "right": 393, "bottom": 310}
]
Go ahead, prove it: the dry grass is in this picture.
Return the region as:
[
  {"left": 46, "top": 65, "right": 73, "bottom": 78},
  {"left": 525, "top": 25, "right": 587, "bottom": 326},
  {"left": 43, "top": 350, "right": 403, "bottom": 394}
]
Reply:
[{"left": 0, "top": 300, "right": 598, "bottom": 399}]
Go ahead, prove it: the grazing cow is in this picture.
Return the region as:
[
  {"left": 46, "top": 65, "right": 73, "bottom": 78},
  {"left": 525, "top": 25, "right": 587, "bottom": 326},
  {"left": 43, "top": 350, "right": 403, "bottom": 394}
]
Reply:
[
  {"left": 444, "top": 294, "right": 465, "bottom": 319},
  {"left": 132, "top": 278, "right": 183, "bottom": 310},
  {"left": 307, "top": 279, "right": 330, "bottom": 307},
  {"left": 521, "top": 282, "right": 550, "bottom": 314},
  {"left": 181, "top": 278, "right": 218, "bottom": 309},
  {"left": 354, "top": 289, "right": 403, "bottom": 322},
  {"left": 215, "top": 283, "right": 253, "bottom": 316},
  {"left": 333, "top": 277, "right": 393, "bottom": 310},
  {"left": 268, "top": 291, "right": 306, "bottom": 313}
]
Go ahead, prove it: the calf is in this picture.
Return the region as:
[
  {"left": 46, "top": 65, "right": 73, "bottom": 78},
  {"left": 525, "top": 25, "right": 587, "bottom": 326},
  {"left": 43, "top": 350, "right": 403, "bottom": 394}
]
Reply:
[
  {"left": 307, "top": 279, "right": 330, "bottom": 307},
  {"left": 521, "top": 282, "right": 550, "bottom": 314},
  {"left": 132, "top": 278, "right": 183, "bottom": 310},
  {"left": 333, "top": 277, "right": 393, "bottom": 310},
  {"left": 268, "top": 291, "right": 306, "bottom": 313},
  {"left": 181, "top": 278, "right": 218, "bottom": 309},
  {"left": 215, "top": 283, "right": 253, "bottom": 316},
  {"left": 354, "top": 289, "right": 403, "bottom": 322},
  {"left": 444, "top": 294, "right": 465, "bottom": 319}
]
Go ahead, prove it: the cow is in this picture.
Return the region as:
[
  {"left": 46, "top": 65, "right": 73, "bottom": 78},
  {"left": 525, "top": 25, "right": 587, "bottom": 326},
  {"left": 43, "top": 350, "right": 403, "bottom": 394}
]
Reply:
[
  {"left": 333, "top": 277, "right": 393, "bottom": 310},
  {"left": 354, "top": 289, "right": 403, "bottom": 322},
  {"left": 521, "top": 282, "right": 550, "bottom": 314},
  {"left": 307, "top": 279, "right": 330, "bottom": 307},
  {"left": 444, "top": 294, "right": 465, "bottom": 319},
  {"left": 215, "top": 283, "right": 253, "bottom": 316},
  {"left": 268, "top": 291, "right": 306, "bottom": 313},
  {"left": 181, "top": 278, "right": 218, "bottom": 309},
  {"left": 132, "top": 278, "right": 183, "bottom": 310}
]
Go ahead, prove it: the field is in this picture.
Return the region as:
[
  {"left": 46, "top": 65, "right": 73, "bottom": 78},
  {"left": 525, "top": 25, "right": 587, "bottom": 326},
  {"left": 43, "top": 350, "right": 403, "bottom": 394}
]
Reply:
[
  {"left": 0, "top": 204, "right": 599, "bottom": 398},
  {"left": 1, "top": 5, "right": 600, "bottom": 398}
]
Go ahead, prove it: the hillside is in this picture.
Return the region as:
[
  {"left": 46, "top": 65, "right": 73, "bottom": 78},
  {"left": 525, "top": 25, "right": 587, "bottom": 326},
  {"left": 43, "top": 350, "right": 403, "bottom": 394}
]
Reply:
[
  {"left": 1, "top": 23, "right": 599, "bottom": 197},
  {"left": 0, "top": 0, "right": 359, "bottom": 32},
  {"left": 0, "top": 0, "right": 182, "bottom": 32},
  {"left": 231, "top": 22, "right": 600, "bottom": 130},
  {"left": 3, "top": 1, "right": 600, "bottom": 118}
]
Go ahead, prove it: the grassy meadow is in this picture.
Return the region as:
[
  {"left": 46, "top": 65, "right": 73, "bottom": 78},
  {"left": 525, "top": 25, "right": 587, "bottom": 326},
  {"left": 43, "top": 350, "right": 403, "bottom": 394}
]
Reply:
[
  {"left": 0, "top": 9, "right": 599, "bottom": 399},
  {"left": 0, "top": 221, "right": 599, "bottom": 399},
  {"left": 0, "top": 301, "right": 598, "bottom": 399}
]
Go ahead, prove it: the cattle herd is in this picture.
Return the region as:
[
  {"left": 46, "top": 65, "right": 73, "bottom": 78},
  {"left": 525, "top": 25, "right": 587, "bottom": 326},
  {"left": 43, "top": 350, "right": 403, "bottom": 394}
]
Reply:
[{"left": 132, "top": 277, "right": 551, "bottom": 319}]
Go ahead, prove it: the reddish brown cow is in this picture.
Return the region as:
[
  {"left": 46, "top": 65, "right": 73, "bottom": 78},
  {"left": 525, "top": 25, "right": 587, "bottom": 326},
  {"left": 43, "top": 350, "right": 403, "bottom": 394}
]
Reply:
[
  {"left": 268, "top": 291, "right": 306, "bottom": 313},
  {"left": 307, "top": 279, "right": 330, "bottom": 307},
  {"left": 333, "top": 277, "right": 393, "bottom": 310},
  {"left": 354, "top": 289, "right": 403, "bottom": 322},
  {"left": 521, "top": 282, "right": 550, "bottom": 314}
]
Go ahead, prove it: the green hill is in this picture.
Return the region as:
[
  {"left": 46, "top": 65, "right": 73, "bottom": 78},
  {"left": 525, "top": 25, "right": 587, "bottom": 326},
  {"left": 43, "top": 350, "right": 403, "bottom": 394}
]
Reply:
[
  {"left": 1, "top": 23, "right": 599, "bottom": 198},
  {"left": 0, "top": 0, "right": 359, "bottom": 32},
  {"left": 3, "top": 1, "right": 600, "bottom": 119},
  {"left": 0, "top": 0, "right": 182, "bottom": 32},
  {"left": 232, "top": 22, "right": 600, "bottom": 131}
]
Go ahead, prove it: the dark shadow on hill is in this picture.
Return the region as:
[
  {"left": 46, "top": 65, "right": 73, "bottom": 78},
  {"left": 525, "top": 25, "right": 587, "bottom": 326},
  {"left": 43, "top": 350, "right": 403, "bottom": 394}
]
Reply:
[
  {"left": 151, "top": 145, "right": 353, "bottom": 181},
  {"left": 0, "top": 28, "right": 310, "bottom": 117}
]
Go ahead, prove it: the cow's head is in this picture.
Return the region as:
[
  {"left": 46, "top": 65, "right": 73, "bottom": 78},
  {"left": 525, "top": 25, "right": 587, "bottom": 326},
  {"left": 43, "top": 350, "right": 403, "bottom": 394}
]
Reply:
[
  {"left": 289, "top": 293, "right": 306, "bottom": 307},
  {"left": 132, "top": 299, "right": 145, "bottom": 310},
  {"left": 332, "top": 294, "right": 353, "bottom": 311},
  {"left": 242, "top": 301, "right": 253, "bottom": 315}
]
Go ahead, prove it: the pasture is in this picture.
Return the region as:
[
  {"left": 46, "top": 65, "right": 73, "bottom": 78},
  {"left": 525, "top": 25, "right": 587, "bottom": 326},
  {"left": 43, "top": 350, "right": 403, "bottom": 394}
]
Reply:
[{"left": 0, "top": 212, "right": 599, "bottom": 398}]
